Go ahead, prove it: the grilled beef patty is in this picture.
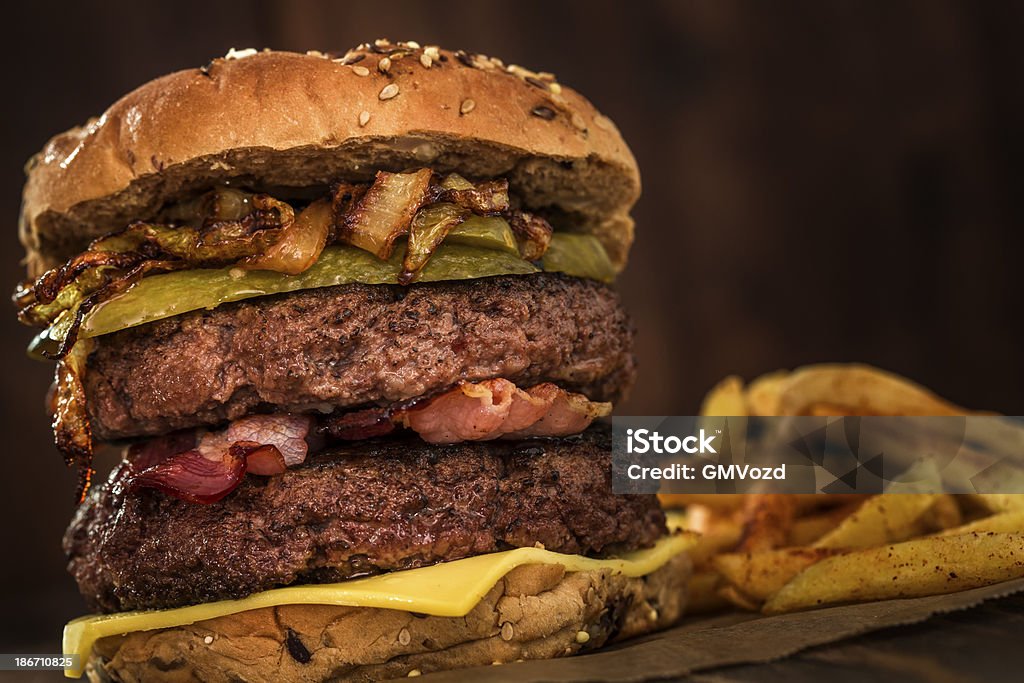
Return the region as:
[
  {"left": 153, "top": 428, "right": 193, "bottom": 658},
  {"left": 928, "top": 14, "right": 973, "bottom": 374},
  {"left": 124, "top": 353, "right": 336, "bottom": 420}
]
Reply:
[
  {"left": 65, "top": 426, "right": 665, "bottom": 613},
  {"left": 84, "top": 273, "right": 636, "bottom": 440}
]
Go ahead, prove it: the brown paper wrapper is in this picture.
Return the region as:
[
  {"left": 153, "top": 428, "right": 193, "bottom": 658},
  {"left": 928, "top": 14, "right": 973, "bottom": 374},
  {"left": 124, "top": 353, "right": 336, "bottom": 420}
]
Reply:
[{"left": 417, "top": 578, "right": 1024, "bottom": 682}]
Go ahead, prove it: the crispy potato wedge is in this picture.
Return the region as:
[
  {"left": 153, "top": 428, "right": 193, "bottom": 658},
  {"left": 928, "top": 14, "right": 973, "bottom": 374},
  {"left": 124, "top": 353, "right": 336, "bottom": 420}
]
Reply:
[
  {"left": 775, "top": 364, "right": 966, "bottom": 417},
  {"left": 764, "top": 532, "right": 1024, "bottom": 614},
  {"left": 788, "top": 501, "right": 862, "bottom": 546},
  {"left": 813, "top": 494, "right": 938, "bottom": 549},
  {"left": 936, "top": 510, "right": 1024, "bottom": 536},
  {"left": 744, "top": 370, "right": 790, "bottom": 416},
  {"left": 687, "top": 570, "right": 732, "bottom": 614},
  {"left": 713, "top": 547, "right": 842, "bottom": 603},
  {"left": 658, "top": 493, "right": 749, "bottom": 512},
  {"left": 685, "top": 510, "right": 744, "bottom": 567},
  {"left": 918, "top": 494, "right": 962, "bottom": 531},
  {"left": 966, "top": 494, "right": 1024, "bottom": 514},
  {"left": 718, "top": 583, "right": 762, "bottom": 612},
  {"left": 738, "top": 494, "right": 797, "bottom": 552},
  {"left": 700, "top": 375, "right": 748, "bottom": 417}
]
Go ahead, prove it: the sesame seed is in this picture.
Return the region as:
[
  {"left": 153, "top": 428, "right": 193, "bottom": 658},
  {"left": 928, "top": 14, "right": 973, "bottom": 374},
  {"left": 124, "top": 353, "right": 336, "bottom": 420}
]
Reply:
[
  {"left": 405, "top": 40, "right": 421, "bottom": 49},
  {"left": 424, "top": 46, "right": 440, "bottom": 59},
  {"left": 407, "top": 670, "right": 421, "bottom": 677},
  {"left": 224, "top": 47, "right": 257, "bottom": 60},
  {"left": 203, "top": 635, "right": 214, "bottom": 645},
  {"left": 378, "top": 56, "right": 392, "bottom": 73},
  {"left": 549, "top": 82, "right": 563, "bottom": 95},
  {"left": 351, "top": 65, "right": 369, "bottom": 77},
  {"left": 571, "top": 112, "right": 587, "bottom": 131},
  {"left": 335, "top": 53, "right": 365, "bottom": 66},
  {"left": 647, "top": 607, "right": 659, "bottom": 621},
  {"left": 379, "top": 83, "right": 399, "bottom": 100},
  {"left": 305, "top": 50, "right": 327, "bottom": 58},
  {"left": 420, "top": 53, "right": 432, "bottom": 68},
  {"left": 500, "top": 622, "right": 514, "bottom": 641},
  {"left": 530, "top": 105, "right": 556, "bottom": 121},
  {"left": 398, "top": 628, "right": 411, "bottom": 645},
  {"left": 460, "top": 98, "right": 476, "bottom": 115},
  {"left": 359, "top": 111, "right": 371, "bottom": 126},
  {"left": 374, "top": 38, "right": 390, "bottom": 48},
  {"left": 491, "top": 661, "right": 503, "bottom": 666},
  {"left": 575, "top": 630, "right": 590, "bottom": 644}
]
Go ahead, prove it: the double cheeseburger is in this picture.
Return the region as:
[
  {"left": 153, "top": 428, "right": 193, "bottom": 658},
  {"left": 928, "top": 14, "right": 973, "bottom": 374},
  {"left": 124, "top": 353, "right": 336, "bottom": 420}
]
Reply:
[{"left": 17, "top": 42, "right": 690, "bottom": 682}]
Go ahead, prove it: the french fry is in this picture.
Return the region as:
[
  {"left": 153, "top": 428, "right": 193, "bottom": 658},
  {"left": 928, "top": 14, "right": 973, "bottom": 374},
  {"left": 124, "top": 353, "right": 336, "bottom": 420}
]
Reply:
[
  {"left": 763, "top": 532, "right": 1024, "bottom": 614},
  {"left": 686, "top": 570, "right": 732, "bottom": 614},
  {"left": 737, "top": 494, "right": 797, "bottom": 552},
  {"left": 657, "top": 493, "right": 748, "bottom": 512},
  {"left": 775, "top": 364, "right": 966, "bottom": 417},
  {"left": 685, "top": 510, "right": 744, "bottom": 567},
  {"left": 700, "top": 376, "right": 747, "bottom": 417},
  {"left": 966, "top": 494, "right": 1024, "bottom": 514},
  {"left": 813, "top": 494, "right": 937, "bottom": 549},
  {"left": 713, "top": 547, "right": 842, "bottom": 603},
  {"left": 917, "top": 494, "right": 962, "bottom": 531},
  {"left": 788, "top": 501, "right": 862, "bottom": 546},
  {"left": 744, "top": 371, "right": 789, "bottom": 416},
  {"left": 936, "top": 510, "right": 1024, "bottom": 536},
  {"left": 718, "top": 584, "right": 761, "bottom": 612}
]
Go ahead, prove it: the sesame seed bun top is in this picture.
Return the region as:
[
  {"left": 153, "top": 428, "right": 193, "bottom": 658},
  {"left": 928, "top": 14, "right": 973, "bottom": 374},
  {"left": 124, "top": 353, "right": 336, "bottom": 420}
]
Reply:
[{"left": 20, "top": 42, "right": 640, "bottom": 278}]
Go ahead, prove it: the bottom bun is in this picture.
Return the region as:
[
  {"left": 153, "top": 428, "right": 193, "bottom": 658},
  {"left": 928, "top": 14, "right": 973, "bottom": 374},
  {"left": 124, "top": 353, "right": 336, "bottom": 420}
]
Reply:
[{"left": 86, "top": 551, "right": 690, "bottom": 682}]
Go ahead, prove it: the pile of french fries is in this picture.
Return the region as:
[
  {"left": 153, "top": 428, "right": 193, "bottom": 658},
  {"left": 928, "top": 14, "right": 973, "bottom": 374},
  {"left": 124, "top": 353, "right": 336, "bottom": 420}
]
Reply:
[{"left": 662, "top": 364, "right": 1024, "bottom": 615}]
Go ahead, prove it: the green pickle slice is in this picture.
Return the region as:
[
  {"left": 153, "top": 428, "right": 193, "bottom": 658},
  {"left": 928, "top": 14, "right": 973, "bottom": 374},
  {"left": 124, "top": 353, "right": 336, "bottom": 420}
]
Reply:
[
  {"left": 80, "top": 243, "right": 536, "bottom": 339},
  {"left": 446, "top": 216, "right": 519, "bottom": 253},
  {"left": 28, "top": 232, "right": 616, "bottom": 355},
  {"left": 541, "top": 232, "right": 617, "bottom": 283}
]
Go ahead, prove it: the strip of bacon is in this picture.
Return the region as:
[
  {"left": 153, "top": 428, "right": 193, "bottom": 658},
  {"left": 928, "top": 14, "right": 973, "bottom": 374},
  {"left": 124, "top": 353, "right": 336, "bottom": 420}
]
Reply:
[{"left": 395, "top": 380, "right": 611, "bottom": 444}]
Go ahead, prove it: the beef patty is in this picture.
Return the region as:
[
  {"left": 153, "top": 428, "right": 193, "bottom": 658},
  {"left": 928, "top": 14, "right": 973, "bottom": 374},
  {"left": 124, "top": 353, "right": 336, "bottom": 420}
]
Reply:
[
  {"left": 65, "top": 426, "right": 666, "bottom": 613},
  {"left": 84, "top": 273, "right": 636, "bottom": 440}
]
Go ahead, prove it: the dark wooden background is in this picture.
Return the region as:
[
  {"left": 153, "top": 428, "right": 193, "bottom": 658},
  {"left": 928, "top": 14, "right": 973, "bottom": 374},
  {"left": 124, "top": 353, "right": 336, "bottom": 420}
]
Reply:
[{"left": 0, "top": 0, "right": 1021, "bottom": 656}]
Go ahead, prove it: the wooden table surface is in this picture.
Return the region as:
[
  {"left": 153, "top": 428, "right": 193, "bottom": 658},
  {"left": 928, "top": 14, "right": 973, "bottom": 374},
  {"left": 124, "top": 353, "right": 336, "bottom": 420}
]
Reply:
[{"left": 683, "top": 593, "right": 1024, "bottom": 683}]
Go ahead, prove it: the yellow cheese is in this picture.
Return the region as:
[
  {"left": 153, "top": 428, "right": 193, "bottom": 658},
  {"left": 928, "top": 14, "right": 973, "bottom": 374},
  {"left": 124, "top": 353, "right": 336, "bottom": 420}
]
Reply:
[{"left": 64, "top": 533, "right": 694, "bottom": 678}]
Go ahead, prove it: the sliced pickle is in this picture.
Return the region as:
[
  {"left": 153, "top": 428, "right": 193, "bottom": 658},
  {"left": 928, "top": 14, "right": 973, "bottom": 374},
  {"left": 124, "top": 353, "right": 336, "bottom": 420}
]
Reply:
[
  {"left": 80, "top": 244, "right": 538, "bottom": 339},
  {"left": 541, "top": 233, "right": 617, "bottom": 283},
  {"left": 29, "top": 233, "right": 615, "bottom": 348},
  {"left": 446, "top": 216, "right": 519, "bottom": 254}
]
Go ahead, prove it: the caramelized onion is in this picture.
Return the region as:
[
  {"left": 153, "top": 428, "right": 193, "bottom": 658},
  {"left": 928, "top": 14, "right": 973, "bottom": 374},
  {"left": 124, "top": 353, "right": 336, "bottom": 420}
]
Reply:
[
  {"left": 339, "top": 169, "right": 433, "bottom": 259},
  {"left": 233, "top": 443, "right": 287, "bottom": 476},
  {"left": 52, "top": 340, "right": 95, "bottom": 502},
  {"left": 439, "top": 179, "right": 510, "bottom": 214},
  {"left": 129, "top": 449, "right": 247, "bottom": 504},
  {"left": 199, "top": 414, "right": 315, "bottom": 467},
  {"left": 126, "top": 431, "right": 199, "bottom": 472},
  {"left": 508, "top": 211, "right": 553, "bottom": 261},
  {"left": 399, "top": 203, "right": 470, "bottom": 285},
  {"left": 243, "top": 198, "right": 331, "bottom": 275},
  {"left": 126, "top": 414, "right": 313, "bottom": 503}
]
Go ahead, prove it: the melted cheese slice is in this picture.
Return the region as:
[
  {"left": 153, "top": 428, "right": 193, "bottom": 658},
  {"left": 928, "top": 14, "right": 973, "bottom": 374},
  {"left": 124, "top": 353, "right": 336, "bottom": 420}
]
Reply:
[{"left": 64, "top": 533, "right": 694, "bottom": 678}]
